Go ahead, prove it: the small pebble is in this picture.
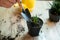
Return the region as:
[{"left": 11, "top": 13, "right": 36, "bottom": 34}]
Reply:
[
  {"left": 41, "top": 31, "right": 42, "bottom": 33},
  {"left": 0, "top": 31, "right": 1, "bottom": 33},
  {"left": 46, "top": 28, "right": 48, "bottom": 30},
  {"left": 4, "top": 21, "right": 6, "bottom": 23},
  {"left": 2, "top": 19, "right": 4, "bottom": 21}
]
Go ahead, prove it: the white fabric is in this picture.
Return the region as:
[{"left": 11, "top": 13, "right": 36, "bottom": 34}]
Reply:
[{"left": 0, "top": 5, "right": 28, "bottom": 39}]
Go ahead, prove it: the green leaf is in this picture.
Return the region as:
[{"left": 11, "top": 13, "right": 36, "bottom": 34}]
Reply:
[
  {"left": 32, "top": 16, "right": 38, "bottom": 24},
  {"left": 51, "top": 1, "right": 60, "bottom": 13}
]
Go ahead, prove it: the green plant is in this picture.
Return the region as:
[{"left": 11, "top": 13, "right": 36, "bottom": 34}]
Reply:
[
  {"left": 50, "top": 1, "right": 60, "bottom": 14},
  {"left": 32, "top": 16, "right": 38, "bottom": 24},
  {"left": 54, "top": 0, "right": 60, "bottom": 1}
]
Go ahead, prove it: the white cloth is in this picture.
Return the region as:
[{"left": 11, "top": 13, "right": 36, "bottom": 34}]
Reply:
[{"left": 0, "top": 5, "right": 28, "bottom": 39}]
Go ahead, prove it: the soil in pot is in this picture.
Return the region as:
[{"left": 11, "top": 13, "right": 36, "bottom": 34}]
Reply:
[
  {"left": 49, "top": 8, "right": 59, "bottom": 22},
  {"left": 27, "top": 18, "right": 43, "bottom": 37}
]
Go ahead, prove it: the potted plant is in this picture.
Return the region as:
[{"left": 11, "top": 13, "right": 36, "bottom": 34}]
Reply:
[
  {"left": 24, "top": 8, "right": 43, "bottom": 37},
  {"left": 27, "top": 16, "right": 43, "bottom": 37},
  {"left": 49, "top": 1, "right": 60, "bottom": 22}
]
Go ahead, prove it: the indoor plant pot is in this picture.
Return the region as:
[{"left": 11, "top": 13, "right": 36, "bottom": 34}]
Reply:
[
  {"left": 27, "top": 17, "right": 43, "bottom": 37},
  {"left": 24, "top": 8, "right": 43, "bottom": 37},
  {"left": 49, "top": 8, "right": 60, "bottom": 22},
  {"left": 49, "top": 1, "right": 60, "bottom": 22}
]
